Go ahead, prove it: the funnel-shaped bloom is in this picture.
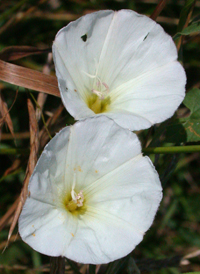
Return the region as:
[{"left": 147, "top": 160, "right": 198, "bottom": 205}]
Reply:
[
  {"left": 19, "top": 116, "right": 162, "bottom": 264},
  {"left": 53, "top": 9, "right": 186, "bottom": 131}
]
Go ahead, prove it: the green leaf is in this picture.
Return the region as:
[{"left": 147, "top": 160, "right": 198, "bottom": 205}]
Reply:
[
  {"left": 182, "top": 88, "right": 200, "bottom": 141},
  {"left": 177, "top": 0, "right": 196, "bottom": 32},
  {"left": 163, "top": 89, "right": 200, "bottom": 143},
  {"left": 183, "top": 88, "right": 200, "bottom": 113},
  {"left": 174, "top": 20, "right": 200, "bottom": 40}
]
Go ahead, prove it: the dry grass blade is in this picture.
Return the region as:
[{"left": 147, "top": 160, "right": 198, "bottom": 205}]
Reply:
[
  {"left": 0, "top": 235, "right": 19, "bottom": 250},
  {"left": 0, "top": 46, "right": 51, "bottom": 62},
  {"left": 36, "top": 93, "right": 48, "bottom": 121},
  {"left": 1, "top": 131, "right": 30, "bottom": 140},
  {"left": 18, "top": 10, "right": 79, "bottom": 21},
  {"left": 3, "top": 159, "right": 21, "bottom": 176},
  {"left": 36, "top": 53, "right": 53, "bottom": 121},
  {"left": 0, "top": 198, "right": 19, "bottom": 232},
  {"left": 7, "top": 99, "right": 39, "bottom": 244},
  {"left": 180, "top": 249, "right": 200, "bottom": 265},
  {"left": 0, "top": 91, "right": 16, "bottom": 140},
  {"left": 50, "top": 104, "right": 65, "bottom": 125},
  {"left": 28, "top": 98, "right": 39, "bottom": 172},
  {"left": 150, "top": 0, "right": 168, "bottom": 20},
  {"left": 39, "top": 104, "right": 64, "bottom": 148},
  {"left": 0, "top": 16, "right": 16, "bottom": 36},
  {"left": 0, "top": 60, "right": 60, "bottom": 97},
  {"left": 0, "top": 264, "right": 50, "bottom": 272}
]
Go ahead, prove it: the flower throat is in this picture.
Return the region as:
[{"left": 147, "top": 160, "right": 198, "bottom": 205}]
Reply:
[{"left": 86, "top": 74, "right": 111, "bottom": 114}]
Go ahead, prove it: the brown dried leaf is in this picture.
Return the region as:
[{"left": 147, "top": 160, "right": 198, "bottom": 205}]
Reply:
[
  {"left": 0, "top": 92, "right": 15, "bottom": 139},
  {"left": 7, "top": 99, "right": 39, "bottom": 243},
  {"left": 0, "top": 60, "right": 60, "bottom": 97},
  {"left": 150, "top": 0, "right": 167, "bottom": 21},
  {"left": 0, "top": 46, "right": 50, "bottom": 62}
]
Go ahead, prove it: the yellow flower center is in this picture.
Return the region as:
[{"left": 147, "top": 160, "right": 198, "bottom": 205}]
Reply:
[
  {"left": 64, "top": 173, "right": 85, "bottom": 213},
  {"left": 67, "top": 189, "right": 84, "bottom": 212},
  {"left": 85, "top": 75, "right": 111, "bottom": 113},
  {"left": 87, "top": 94, "right": 111, "bottom": 114}
]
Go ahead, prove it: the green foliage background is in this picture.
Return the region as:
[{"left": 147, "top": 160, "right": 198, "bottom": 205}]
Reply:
[{"left": 0, "top": 0, "right": 200, "bottom": 273}]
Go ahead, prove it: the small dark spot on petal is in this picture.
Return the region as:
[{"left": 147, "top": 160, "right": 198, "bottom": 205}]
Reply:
[
  {"left": 143, "top": 33, "right": 149, "bottom": 41},
  {"left": 81, "top": 34, "right": 87, "bottom": 42},
  {"left": 66, "top": 87, "right": 68, "bottom": 90},
  {"left": 74, "top": 89, "right": 77, "bottom": 92}
]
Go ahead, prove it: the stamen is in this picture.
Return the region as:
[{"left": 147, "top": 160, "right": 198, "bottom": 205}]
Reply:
[
  {"left": 76, "top": 190, "right": 84, "bottom": 207},
  {"left": 67, "top": 172, "right": 84, "bottom": 212},
  {"left": 102, "top": 82, "right": 109, "bottom": 93},
  {"left": 82, "top": 69, "right": 110, "bottom": 100},
  {"left": 92, "top": 89, "right": 105, "bottom": 100},
  {"left": 91, "top": 78, "right": 109, "bottom": 100}
]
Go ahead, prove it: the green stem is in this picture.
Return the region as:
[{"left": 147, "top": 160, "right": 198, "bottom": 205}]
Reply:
[
  {"left": 143, "top": 145, "right": 200, "bottom": 154},
  {"left": 1, "top": 145, "right": 200, "bottom": 156}
]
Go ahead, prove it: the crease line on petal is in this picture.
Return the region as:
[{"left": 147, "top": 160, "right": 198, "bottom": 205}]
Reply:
[
  {"left": 85, "top": 205, "right": 144, "bottom": 235},
  {"left": 110, "top": 61, "right": 185, "bottom": 100},
  {"left": 83, "top": 154, "right": 143, "bottom": 196}
]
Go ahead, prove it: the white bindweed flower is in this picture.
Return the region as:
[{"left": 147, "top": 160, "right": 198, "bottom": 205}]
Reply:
[
  {"left": 52, "top": 9, "right": 186, "bottom": 131},
  {"left": 19, "top": 116, "right": 162, "bottom": 264}
]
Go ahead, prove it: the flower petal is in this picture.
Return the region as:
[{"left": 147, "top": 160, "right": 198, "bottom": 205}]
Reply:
[
  {"left": 85, "top": 155, "right": 162, "bottom": 233},
  {"left": 108, "top": 61, "right": 186, "bottom": 130},
  {"left": 105, "top": 110, "right": 152, "bottom": 132},
  {"left": 19, "top": 199, "right": 77, "bottom": 257},
  {"left": 63, "top": 116, "right": 141, "bottom": 191},
  {"left": 96, "top": 10, "right": 178, "bottom": 90},
  {"left": 19, "top": 116, "right": 162, "bottom": 264},
  {"left": 63, "top": 207, "right": 143, "bottom": 264},
  {"left": 53, "top": 10, "right": 115, "bottom": 119},
  {"left": 53, "top": 9, "right": 186, "bottom": 130}
]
